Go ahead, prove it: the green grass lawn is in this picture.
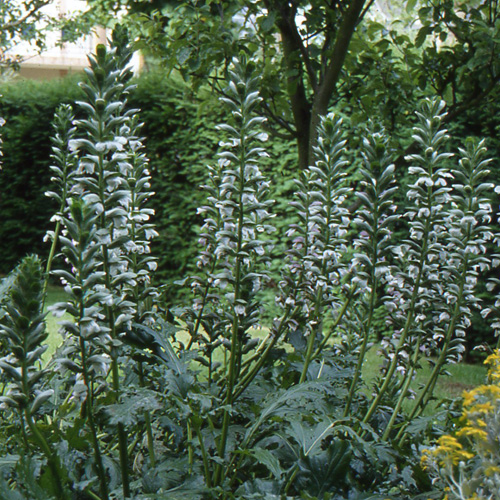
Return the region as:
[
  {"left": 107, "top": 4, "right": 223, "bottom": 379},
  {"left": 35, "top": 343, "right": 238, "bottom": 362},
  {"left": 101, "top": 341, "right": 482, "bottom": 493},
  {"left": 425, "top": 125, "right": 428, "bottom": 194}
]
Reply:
[
  {"left": 44, "top": 287, "right": 489, "bottom": 407},
  {"left": 43, "top": 286, "right": 67, "bottom": 361}
]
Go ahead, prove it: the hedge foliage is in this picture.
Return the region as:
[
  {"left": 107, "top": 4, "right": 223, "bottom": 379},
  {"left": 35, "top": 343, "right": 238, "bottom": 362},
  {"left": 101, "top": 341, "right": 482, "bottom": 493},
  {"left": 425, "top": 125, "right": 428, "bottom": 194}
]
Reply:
[{"left": 0, "top": 77, "right": 80, "bottom": 275}]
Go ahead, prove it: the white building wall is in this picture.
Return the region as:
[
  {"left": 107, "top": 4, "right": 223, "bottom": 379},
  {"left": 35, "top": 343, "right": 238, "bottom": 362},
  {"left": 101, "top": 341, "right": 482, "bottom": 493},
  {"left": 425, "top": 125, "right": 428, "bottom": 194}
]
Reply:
[{"left": 13, "top": 0, "right": 139, "bottom": 79}]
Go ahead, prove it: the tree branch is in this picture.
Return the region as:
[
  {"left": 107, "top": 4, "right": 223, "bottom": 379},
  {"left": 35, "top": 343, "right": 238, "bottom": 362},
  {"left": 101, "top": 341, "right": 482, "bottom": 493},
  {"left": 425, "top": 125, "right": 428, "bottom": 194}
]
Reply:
[
  {"left": 261, "top": 100, "right": 297, "bottom": 136},
  {"left": 270, "top": 1, "right": 318, "bottom": 91},
  {"left": 0, "top": 0, "right": 50, "bottom": 32},
  {"left": 445, "top": 77, "right": 500, "bottom": 123},
  {"left": 358, "top": 0, "right": 376, "bottom": 24}
]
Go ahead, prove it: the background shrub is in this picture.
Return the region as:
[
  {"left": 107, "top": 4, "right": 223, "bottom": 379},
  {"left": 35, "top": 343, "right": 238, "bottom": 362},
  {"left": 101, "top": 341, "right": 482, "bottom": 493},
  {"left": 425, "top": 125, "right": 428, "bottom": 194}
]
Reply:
[{"left": 0, "top": 77, "right": 81, "bottom": 275}]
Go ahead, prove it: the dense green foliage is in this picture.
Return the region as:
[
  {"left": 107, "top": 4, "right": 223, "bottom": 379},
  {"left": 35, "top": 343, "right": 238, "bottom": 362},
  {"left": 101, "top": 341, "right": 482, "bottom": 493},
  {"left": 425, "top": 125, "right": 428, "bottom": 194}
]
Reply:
[
  {"left": 0, "top": 77, "right": 81, "bottom": 274},
  {"left": 1, "top": 35, "right": 500, "bottom": 499},
  {"left": 71, "top": 0, "right": 500, "bottom": 177}
]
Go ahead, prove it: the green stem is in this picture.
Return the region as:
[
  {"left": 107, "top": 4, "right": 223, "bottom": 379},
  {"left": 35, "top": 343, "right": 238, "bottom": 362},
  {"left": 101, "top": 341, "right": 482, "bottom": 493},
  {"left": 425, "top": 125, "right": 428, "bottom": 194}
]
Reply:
[
  {"left": 24, "top": 409, "right": 68, "bottom": 500},
  {"left": 283, "top": 463, "right": 300, "bottom": 496},
  {"left": 214, "top": 276, "right": 241, "bottom": 486},
  {"left": 395, "top": 265, "right": 468, "bottom": 445},
  {"left": 84, "top": 489, "right": 104, "bottom": 500},
  {"left": 79, "top": 329, "right": 110, "bottom": 500},
  {"left": 362, "top": 206, "right": 432, "bottom": 426},
  {"left": 313, "top": 293, "right": 352, "bottom": 359},
  {"left": 213, "top": 116, "right": 248, "bottom": 487},
  {"left": 187, "top": 419, "right": 194, "bottom": 474},
  {"left": 138, "top": 362, "right": 156, "bottom": 467},
  {"left": 382, "top": 334, "right": 423, "bottom": 441},
  {"left": 42, "top": 219, "right": 62, "bottom": 309},
  {"left": 299, "top": 308, "right": 321, "bottom": 383},
  {"left": 232, "top": 308, "right": 293, "bottom": 400},
  {"left": 344, "top": 289, "right": 375, "bottom": 417},
  {"left": 192, "top": 418, "right": 212, "bottom": 488}
]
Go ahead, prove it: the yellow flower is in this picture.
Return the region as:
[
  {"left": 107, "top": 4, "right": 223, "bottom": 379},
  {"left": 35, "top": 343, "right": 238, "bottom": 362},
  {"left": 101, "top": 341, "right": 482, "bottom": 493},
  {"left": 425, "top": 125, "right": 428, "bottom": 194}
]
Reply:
[
  {"left": 456, "top": 426, "right": 487, "bottom": 441},
  {"left": 485, "top": 465, "right": 500, "bottom": 477},
  {"left": 466, "top": 402, "right": 494, "bottom": 416},
  {"left": 436, "top": 435, "right": 462, "bottom": 450},
  {"left": 485, "top": 350, "right": 500, "bottom": 382},
  {"left": 484, "top": 350, "right": 500, "bottom": 367},
  {"left": 462, "top": 389, "right": 478, "bottom": 407},
  {"left": 475, "top": 418, "right": 487, "bottom": 428}
]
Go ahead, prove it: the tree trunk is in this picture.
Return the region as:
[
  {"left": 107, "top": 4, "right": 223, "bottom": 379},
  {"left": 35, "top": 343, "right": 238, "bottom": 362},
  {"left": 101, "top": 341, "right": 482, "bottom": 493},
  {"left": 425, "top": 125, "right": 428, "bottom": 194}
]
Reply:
[
  {"left": 308, "top": 0, "right": 368, "bottom": 166},
  {"left": 267, "top": 0, "right": 370, "bottom": 169},
  {"left": 268, "top": 1, "right": 312, "bottom": 170}
]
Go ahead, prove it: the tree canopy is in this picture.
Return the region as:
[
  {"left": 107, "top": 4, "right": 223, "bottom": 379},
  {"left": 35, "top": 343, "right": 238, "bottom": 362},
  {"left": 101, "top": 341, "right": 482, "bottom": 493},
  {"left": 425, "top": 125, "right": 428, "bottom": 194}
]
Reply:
[
  {"left": 70, "top": 0, "right": 500, "bottom": 171},
  {"left": 0, "top": 0, "right": 52, "bottom": 70}
]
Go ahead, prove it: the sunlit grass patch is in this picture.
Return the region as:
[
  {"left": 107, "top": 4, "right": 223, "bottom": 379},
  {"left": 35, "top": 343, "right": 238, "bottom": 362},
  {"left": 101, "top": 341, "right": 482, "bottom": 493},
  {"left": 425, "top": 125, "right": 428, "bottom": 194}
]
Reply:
[
  {"left": 362, "top": 345, "right": 488, "bottom": 413},
  {"left": 43, "top": 285, "right": 66, "bottom": 362}
]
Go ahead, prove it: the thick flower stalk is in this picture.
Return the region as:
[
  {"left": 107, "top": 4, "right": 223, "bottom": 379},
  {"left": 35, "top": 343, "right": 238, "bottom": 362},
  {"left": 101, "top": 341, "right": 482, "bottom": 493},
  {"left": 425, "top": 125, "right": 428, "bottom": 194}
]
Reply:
[
  {"left": 118, "top": 113, "right": 159, "bottom": 323},
  {"left": 343, "top": 127, "right": 398, "bottom": 416},
  {"left": 188, "top": 55, "right": 276, "bottom": 487},
  {"left": 400, "top": 138, "right": 496, "bottom": 434},
  {"left": 279, "top": 113, "right": 351, "bottom": 383},
  {"left": 363, "top": 99, "right": 453, "bottom": 431},
  {"left": 0, "top": 256, "right": 68, "bottom": 500},
  {"left": 44, "top": 104, "right": 78, "bottom": 301},
  {"left": 50, "top": 33, "right": 156, "bottom": 498},
  {"left": 51, "top": 198, "right": 110, "bottom": 500}
]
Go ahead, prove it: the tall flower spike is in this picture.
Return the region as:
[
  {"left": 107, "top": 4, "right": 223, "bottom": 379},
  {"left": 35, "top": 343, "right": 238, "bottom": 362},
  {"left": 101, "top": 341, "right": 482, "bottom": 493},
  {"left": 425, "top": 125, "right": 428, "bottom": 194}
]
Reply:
[
  {"left": 363, "top": 98, "right": 453, "bottom": 429},
  {"left": 119, "top": 113, "right": 159, "bottom": 325},
  {"left": 46, "top": 104, "right": 78, "bottom": 219},
  {"left": 187, "top": 54, "right": 275, "bottom": 368},
  {"left": 402, "top": 138, "right": 497, "bottom": 429},
  {"left": 279, "top": 113, "right": 351, "bottom": 382},
  {"left": 43, "top": 104, "right": 79, "bottom": 299},
  {"left": 190, "top": 55, "right": 276, "bottom": 486},
  {"left": 0, "top": 256, "right": 69, "bottom": 500},
  {"left": 70, "top": 40, "right": 140, "bottom": 341},
  {"left": 0, "top": 256, "right": 51, "bottom": 415},
  {"left": 51, "top": 34, "right": 142, "bottom": 498},
  {"left": 344, "top": 125, "right": 398, "bottom": 416},
  {"left": 50, "top": 198, "right": 110, "bottom": 500}
]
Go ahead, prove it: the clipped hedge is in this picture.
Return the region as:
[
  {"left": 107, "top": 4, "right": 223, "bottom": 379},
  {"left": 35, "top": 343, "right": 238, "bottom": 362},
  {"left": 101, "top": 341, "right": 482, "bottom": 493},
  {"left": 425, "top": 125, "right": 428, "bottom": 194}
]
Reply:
[{"left": 0, "top": 77, "right": 82, "bottom": 277}]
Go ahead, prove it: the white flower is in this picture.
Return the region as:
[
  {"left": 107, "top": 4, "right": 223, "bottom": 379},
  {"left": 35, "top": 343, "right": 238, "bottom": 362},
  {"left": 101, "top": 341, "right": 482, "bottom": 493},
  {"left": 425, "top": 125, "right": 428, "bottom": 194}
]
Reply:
[{"left": 235, "top": 304, "right": 246, "bottom": 316}]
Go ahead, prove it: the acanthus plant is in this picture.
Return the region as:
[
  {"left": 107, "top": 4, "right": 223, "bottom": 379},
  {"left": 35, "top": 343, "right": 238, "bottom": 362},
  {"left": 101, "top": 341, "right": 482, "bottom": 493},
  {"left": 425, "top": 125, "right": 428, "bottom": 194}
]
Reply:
[
  {"left": 360, "top": 99, "right": 456, "bottom": 435},
  {"left": 275, "top": 113, "right": 352, "bottom": 385},
  {"left": 397, "top": 136, "right": 498, "bottom": 438},
  {"left": 44, "top": 30, "right": 161, "bottom": 499},
  {"left": 342, "top": 126, "right": 399, "bottom": 418},
  {"left": 0, "top": 256, "right": 69, "bottom": 500},
  {"left": 0, "top": 30, "right": 500, "bottom": 500},
  {"left": 360, "top": 101, "right": 499, "bottom": 443},
  {"left": 182, "top": 55, "right": 278, "bottom": 488}
]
